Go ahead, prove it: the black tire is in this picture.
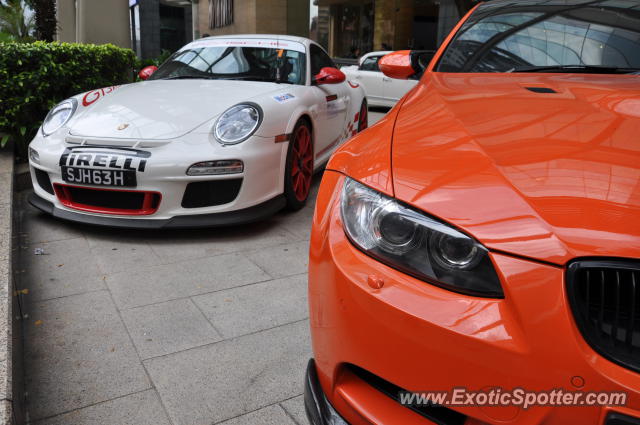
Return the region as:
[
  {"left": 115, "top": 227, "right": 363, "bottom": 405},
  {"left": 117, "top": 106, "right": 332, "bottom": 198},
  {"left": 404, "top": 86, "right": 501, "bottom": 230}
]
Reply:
[
  {"left": 357, "top": 99, "right": 368, "bottom": 132},
  {"left": 284, "top": 119, "right": 314, "bottom": 211}
]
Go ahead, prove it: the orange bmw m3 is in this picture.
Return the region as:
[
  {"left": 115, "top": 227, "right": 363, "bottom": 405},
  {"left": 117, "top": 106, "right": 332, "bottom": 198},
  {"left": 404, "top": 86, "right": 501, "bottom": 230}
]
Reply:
[{"left": 305, "top": 1, "right": 640, "bottom": 424}]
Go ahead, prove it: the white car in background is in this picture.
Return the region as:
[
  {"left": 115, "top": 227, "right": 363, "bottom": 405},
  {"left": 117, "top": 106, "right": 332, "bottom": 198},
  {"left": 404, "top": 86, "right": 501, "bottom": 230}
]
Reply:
[
  {"left": 341, "top": 51, "right": 416, "bottom": 107},
  {"left": 28, "top": 35, "right": 367, "bottom": 229}
]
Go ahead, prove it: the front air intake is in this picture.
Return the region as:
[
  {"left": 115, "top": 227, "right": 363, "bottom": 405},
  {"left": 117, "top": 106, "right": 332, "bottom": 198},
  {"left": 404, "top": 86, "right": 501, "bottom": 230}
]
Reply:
[{"left": 181, "top": 179, "right": 242, "bottom": 208}]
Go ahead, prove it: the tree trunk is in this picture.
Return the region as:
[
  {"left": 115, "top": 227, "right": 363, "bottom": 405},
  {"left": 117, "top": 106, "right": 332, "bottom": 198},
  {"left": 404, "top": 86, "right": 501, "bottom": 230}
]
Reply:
[{"left": 33, "top": 0, "right": 56, "bottom": 42}]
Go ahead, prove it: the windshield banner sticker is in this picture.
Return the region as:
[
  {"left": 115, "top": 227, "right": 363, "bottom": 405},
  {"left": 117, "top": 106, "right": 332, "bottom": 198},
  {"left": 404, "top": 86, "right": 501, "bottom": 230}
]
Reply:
[{"left": 184, "top": 39, "right": 306, "bottom": 53}]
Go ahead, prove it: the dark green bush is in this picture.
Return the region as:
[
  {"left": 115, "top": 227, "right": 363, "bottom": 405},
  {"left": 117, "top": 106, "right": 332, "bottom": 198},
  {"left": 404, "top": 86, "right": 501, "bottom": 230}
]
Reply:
[
  {"left": 134, "top": 48, "right": 173, "bottom": 74},
  {"left": 0, "top": 41, "right": 136, "bottom": 155}
]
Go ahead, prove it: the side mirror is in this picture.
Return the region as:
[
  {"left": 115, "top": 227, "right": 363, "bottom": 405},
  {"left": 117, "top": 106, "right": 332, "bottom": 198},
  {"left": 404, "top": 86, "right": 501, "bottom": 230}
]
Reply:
[
  {"left": 379, "top": 51, "right": 416, "bottom": 80},
  {"left": 314, "top": 67, "right": 346, "bottom": 85},
  {"left": 138, "top": 65, "right": 158, "bottom": 81},
  {"left": 379, "top": 50, "right": 436, "bottom": 80}
]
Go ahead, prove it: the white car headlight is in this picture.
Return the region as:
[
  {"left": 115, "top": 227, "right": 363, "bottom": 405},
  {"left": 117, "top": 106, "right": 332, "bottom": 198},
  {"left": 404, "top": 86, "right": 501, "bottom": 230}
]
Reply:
[
  {"left": 42, "top": 99, "right": 77, "bottom": 136},
  {"left": 341, "top": 178, "right": 503, "bottom": 298},
  {"left": 214, "top": 103, "right": 262, "bottom": 145}
]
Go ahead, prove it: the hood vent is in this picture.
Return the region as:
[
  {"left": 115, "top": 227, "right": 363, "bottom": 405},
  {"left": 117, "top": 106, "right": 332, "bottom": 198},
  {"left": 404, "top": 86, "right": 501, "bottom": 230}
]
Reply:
[{"left": 525, "top": 86, "right": 558, "bottom": 94}]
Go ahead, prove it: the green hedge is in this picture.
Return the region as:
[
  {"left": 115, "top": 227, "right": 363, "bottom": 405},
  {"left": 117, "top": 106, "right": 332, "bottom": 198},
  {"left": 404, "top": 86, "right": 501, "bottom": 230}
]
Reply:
[{"left": 0, "top": 41, "right": 137, "bottom": 155}]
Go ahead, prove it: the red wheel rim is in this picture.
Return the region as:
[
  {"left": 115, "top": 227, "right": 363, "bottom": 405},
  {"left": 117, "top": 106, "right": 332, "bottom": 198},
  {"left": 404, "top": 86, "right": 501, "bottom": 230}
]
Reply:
[
  {"left": 359, "top": 104, "right": 368, "bottom": 131},
  {"left": 291, "top": 125, "right": 313, "bottom": 202}
]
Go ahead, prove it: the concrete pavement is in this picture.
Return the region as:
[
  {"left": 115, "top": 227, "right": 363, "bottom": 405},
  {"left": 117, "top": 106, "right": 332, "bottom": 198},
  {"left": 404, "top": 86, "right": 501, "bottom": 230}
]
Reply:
[{"left": 17, "top": 108, "right": 387, "bottom": 425}]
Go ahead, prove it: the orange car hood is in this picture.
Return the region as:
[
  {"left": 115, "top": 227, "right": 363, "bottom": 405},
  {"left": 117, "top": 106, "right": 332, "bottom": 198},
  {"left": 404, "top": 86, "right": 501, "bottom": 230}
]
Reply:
[{"left": 392, "top": 73, "right": 640, "bottom": 265}]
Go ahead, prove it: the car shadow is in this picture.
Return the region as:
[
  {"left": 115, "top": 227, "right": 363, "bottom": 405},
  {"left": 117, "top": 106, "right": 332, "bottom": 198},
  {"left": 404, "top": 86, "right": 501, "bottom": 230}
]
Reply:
[{"left": 21, "top": 171, "right": 324, "bottom": 245}]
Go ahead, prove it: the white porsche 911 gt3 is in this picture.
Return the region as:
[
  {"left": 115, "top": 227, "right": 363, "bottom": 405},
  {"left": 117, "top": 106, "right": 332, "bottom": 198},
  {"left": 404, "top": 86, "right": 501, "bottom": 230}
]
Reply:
[{"left": 28, "top": 35, "right": 368, "bottom": 228}]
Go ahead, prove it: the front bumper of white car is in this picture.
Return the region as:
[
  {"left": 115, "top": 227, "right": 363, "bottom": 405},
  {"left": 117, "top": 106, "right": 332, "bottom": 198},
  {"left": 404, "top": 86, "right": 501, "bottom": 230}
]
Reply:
[{"left": 28, "top": 130, "right": 289, "bottom": 228}]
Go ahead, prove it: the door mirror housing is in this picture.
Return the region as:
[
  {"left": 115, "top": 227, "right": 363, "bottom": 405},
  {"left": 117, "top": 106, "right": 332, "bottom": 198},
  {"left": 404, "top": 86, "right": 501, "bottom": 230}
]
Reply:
[
  {"left": 314, "top": 67, "right": 346, "bottom": 85},
  {"left": 379, "top": 51, "right": 416, "bottom": 80},
  {"left": 138, "top": 65, "right": 158, "bottom": 81},
  {"left": 379, "top": 50, "right": 435, "bottom": 80}
]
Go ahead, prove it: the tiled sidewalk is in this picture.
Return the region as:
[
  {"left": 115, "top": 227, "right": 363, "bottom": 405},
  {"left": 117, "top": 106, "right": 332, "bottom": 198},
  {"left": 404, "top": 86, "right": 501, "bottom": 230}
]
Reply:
[{"left": 18, "top": 109, "right": 386, "bottom": 425}]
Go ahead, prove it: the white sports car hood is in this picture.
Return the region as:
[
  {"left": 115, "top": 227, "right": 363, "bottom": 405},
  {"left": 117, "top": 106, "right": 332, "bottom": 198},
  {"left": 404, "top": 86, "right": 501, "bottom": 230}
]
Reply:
[{"left": 69, "top": 80, "right": 285, "bottom": 139}]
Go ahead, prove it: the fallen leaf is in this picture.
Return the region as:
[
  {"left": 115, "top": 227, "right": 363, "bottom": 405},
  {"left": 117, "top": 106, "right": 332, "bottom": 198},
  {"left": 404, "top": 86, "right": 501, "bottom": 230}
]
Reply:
[{"left": 34, "top": 320, "right": 42, "bottom": 326}]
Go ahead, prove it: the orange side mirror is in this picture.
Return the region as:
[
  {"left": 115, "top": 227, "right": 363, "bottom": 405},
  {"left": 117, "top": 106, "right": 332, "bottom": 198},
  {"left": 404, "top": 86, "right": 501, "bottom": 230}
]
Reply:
[
  {"left": 379, "top": 51, "right": 416, "bottom": 80},
  {"left": 138, "top": 65, "right": 158, "bottom": 81}
]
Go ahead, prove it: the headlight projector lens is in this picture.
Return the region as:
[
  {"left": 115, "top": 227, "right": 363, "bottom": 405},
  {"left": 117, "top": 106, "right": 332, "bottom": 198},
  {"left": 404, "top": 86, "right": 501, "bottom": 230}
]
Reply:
[{"left": 341, "top": 177, "right": 503, "bottom": 298}]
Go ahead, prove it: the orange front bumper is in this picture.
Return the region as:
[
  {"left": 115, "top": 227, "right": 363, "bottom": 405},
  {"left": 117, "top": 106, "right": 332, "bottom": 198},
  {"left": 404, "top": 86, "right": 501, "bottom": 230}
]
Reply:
[{"left": 308, "top": 171, "right": 640, "bottom": 425}]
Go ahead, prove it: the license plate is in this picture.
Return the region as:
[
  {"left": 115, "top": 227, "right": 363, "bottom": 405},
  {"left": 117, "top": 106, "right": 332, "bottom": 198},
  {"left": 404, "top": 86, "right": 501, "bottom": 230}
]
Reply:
[{"left": 61, "top": 166, "right": 137, "bottom": 187}]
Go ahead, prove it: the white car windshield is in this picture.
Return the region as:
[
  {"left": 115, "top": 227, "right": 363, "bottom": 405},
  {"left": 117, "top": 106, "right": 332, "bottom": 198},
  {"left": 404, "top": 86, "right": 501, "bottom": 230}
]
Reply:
[{"left": 150, "top": 46, "right": 306, "bottom": 85}]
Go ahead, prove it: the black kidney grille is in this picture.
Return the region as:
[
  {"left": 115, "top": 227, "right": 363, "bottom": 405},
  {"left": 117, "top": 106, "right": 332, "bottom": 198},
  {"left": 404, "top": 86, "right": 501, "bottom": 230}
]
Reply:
[
  {"left": 606, "top": 412, "right": 640, "bottom": 425},
  {"left": 567, "top": 260, "right": 640, "bottom": 373}
]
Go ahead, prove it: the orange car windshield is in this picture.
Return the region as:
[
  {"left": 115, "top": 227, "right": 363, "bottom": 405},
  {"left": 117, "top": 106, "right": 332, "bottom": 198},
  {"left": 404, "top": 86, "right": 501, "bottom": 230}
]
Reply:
[{"left": 437, "top": 0, "right": 640, "bottom": 74}]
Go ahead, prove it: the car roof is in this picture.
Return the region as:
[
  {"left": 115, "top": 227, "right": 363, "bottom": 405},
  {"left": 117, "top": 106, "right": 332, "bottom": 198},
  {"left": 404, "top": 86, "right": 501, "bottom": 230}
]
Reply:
[
  {"left": 477, "top": 0, "right": 626, "bottom": 10},
  {"left": 198, "top": 34, "right": 311, "bottom": 45}
]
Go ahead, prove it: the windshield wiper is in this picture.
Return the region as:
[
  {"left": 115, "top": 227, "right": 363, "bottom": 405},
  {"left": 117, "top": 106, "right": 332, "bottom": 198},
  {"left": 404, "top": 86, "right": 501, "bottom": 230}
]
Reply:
[
  {"left": 158, "top": 75, "right": 292, "bottom": 83},
  {"left": 509, "top": 65, "right": 640, "bottom": 74},
  {"left": 219, "top": 75, "right": 291, "bottom": 83},
  {"left": 159, "top": 75, "right": 217, "bottom": 80}
]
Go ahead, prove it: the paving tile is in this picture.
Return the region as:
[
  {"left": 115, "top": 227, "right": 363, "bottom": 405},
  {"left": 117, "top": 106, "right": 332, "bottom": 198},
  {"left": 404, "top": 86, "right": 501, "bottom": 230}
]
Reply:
[
  {"left": 308, "top": 173, "right": 322, "bottom": 201},
  {"left": 25, "top": 291, "right": 150, "bottom": 420},
  {"left": 121, "top": 298, "right": 222, "bottom": 360},
  {"left": 0, "top": 202, "right": 11, "bottom": 300},
  {"left": 193, "top": 274, "right": 308, "bottom": 339},
  {"left": 0, "top": 360, "right": 8, "bottom": 402},
  {"left": 0, "top": 172, "right": 11, "bottom": 205},
  {"left": 273, "top": 206, "right": 315, "bottom": 241},
  {"left": 280, "top": 395, "right": 306, "bottom": 425},
  {"left": 217, "top": 404, "right": 297, "bottom": 425},
  {"left": 19, "top": 238, "right": 105, "bottom": 301},
  {"left": 0, "top": 400, "right": 10, "bottom": 425},
  {"left": 34, "top": 390, "right": 171, "bottom": 425},
  {"left": 19, "top": 195, "right": 86, "bottom": 245},
  {"left": 145, "top": 320, "right": 311, "bottom": 425},
  {"left": 148, "top": 218, "right": 300, "bottom": 263},
  {"left": 245, "top": 240, "right": 309, "bottom": 279},
  {"left": 106, "top": 253, "right": 270, "bottom": 310},
  {"left": 86, "top": 237, "right": 163, "bottom": 275},
  {"left": 368, "top": 108, "right": 387, "bottom": 126}
]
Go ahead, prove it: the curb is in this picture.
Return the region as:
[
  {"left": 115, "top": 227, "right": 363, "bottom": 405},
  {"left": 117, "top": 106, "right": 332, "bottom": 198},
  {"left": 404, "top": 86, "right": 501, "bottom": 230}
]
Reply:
[
  {"left": 13, "top": 165, "right": 30, "bottom": 193},
  {"left": 0, "top": 148, "right": 24, "bottom": 425}
]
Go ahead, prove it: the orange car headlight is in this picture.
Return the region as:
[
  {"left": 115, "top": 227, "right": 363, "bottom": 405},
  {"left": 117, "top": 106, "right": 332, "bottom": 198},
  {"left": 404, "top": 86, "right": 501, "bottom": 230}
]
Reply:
[{"left": 340, "top": 178, "right": 503, "bottom": 298}]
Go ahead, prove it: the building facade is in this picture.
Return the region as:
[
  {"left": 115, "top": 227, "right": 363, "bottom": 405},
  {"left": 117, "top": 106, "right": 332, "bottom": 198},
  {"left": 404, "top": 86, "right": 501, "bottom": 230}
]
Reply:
[
  {"left": 313, "top": 0, "right": 476, "bottom": 58},
  {"left": 195, "top": 0, "right": 310, "bottom": 39},
  {"left": 130, "top": 0, "right": 194, "bottom": 59},
  {"left": 55, "top": 0, "right": 471, "bottom": 61},
  {"left": 56, "top": 0, "right": 132, "bottom": 48},
  {"left": 132, "top": 0, "right": 311, "bottom": 58}
]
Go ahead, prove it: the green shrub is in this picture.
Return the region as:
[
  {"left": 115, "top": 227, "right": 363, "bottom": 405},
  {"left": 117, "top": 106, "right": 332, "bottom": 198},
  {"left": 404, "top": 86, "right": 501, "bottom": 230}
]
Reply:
[
  {"left": 0, "top": 41, "right": 136, "bottom": 155},
  {"left": 135, "top": 48, "right": 172, "bottom": 70}
]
